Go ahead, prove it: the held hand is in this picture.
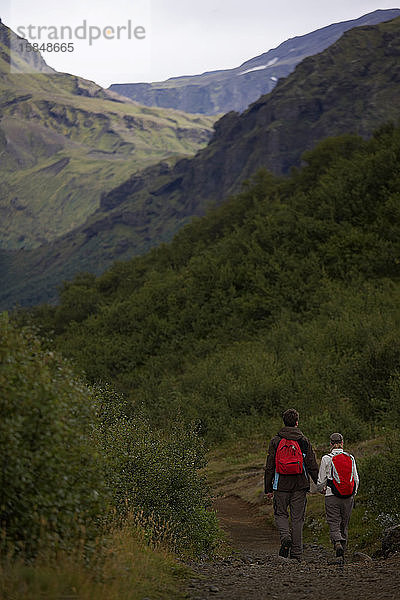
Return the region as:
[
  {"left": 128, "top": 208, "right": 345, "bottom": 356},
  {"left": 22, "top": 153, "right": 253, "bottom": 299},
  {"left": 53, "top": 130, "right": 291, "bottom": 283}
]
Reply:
[{"left": 264, "top": 492, "right": 274, "bottom": 500}]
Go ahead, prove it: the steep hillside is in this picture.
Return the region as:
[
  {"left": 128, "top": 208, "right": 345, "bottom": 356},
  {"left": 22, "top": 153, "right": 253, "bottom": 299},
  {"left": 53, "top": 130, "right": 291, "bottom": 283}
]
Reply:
[
  {"left": 0, "top": 22, "right": 216, "bottom": 249},
  {"left": 109, "top": 9, "right": 400, "bottom": 115},
  {"left": 23, "top": 123, "right": 400, "bottom": 446},
  {"left": 2, "top": 16, "right": 400, "bottom": 308}
]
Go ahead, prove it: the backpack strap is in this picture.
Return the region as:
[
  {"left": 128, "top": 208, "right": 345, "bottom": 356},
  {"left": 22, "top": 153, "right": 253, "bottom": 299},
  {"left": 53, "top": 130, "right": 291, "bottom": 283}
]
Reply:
[{"left": 298, "top": 436, "right": 309, "bottom": 454}]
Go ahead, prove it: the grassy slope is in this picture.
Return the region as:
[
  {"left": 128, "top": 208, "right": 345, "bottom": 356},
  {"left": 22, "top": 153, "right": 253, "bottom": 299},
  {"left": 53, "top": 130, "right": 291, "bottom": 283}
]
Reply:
[{"left": 0, "top": 36, "right": 216, "bottom": 249}]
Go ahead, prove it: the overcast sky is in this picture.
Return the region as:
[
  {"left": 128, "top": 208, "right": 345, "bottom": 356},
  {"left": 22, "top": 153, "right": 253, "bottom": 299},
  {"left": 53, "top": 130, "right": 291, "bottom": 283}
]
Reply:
[{"left": 2, "top": 1, "right": 399, "bottom": 87}]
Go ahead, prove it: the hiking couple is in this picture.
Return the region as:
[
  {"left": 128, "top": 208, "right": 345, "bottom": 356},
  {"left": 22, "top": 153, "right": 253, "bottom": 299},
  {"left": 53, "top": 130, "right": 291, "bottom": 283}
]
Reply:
[{"left": 264, "top": 408, "right": 359, "bottom": 562}]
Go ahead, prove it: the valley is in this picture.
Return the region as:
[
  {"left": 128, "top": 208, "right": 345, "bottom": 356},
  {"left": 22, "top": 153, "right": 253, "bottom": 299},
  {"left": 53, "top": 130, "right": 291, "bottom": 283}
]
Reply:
[
  {"left": 2, "top": 16, "right": 400, "bottom": 308},
  {"left": 3, "top": 7, "right": 400, "bottom": 599},
  {"left": 0, "top": 22, "right": 216, "bottom": 250}
]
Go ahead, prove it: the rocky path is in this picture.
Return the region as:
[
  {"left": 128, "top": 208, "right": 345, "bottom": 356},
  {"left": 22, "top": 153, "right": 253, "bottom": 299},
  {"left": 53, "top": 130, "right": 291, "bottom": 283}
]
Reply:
[{"left": 186, "top": 495, "right": 400, "bottom": 600}]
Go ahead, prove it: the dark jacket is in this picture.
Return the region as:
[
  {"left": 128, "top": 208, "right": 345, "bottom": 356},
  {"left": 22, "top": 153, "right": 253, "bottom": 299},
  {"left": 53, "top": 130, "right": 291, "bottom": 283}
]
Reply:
[{"left": 264, "top": 426, "right": 319, "bottom": 494}]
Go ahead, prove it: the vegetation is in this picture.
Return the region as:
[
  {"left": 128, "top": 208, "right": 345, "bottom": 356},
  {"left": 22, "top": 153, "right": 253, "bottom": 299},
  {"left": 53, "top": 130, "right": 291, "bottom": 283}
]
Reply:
[
  {"left": 0, "top": 522, "right": 187, "bottom": 600},
  {"left": 13, "top": 122, "right": 400, "bottom": 554},
  {"left": 361, "top": 431, "right": 400, "bottom": 528},
  {"left": 4, "top": 118, "right": 400, "bottom": 594},
  {"left": 0, "top": 521, "right": 188, "bottom": 600},
  {"left": 24, "top": 124, "right": 400, "bottom": 445},
  {"left": 0, "top": 313, "right": 107, "bottom": 558},
  {"left": 0, "top": 314, "right": 218, "bottom": 596},
  {"left": 91, "top": 384, "right": 219, "bottom": 555},
  {"left": 4, "top": 15, "right": 400, "bottom": 598}
]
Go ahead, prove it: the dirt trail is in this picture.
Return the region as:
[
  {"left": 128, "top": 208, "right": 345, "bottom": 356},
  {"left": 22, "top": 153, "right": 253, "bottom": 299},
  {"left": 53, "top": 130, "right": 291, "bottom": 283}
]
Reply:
[
  {"left": 186, "top": 495, "right": 400, "bottom": 600},
  {"left": 213, "top": 496, "right": 280, "bottom": 553}
]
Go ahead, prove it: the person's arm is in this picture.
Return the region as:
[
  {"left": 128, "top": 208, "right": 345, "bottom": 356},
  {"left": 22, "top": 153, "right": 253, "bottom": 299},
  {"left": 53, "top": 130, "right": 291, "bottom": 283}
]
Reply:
[
  {"left": 264, "top": 438, "right": 277, "bottom": 494},
  {"left": 304, "top": 440, "right": 319, "bottom": 484},
  {"left": 317, "top": 455, "right": 330, "bottom": 493},
  {"left": 352, "top": 456, "right": 360, "bottom": 495}
]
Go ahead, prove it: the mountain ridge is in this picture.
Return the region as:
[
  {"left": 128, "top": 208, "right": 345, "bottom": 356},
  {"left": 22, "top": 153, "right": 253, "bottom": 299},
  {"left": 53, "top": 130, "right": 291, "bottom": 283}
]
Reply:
[{"left": 109, "top": 9, "right": 400, "bottom": 115}]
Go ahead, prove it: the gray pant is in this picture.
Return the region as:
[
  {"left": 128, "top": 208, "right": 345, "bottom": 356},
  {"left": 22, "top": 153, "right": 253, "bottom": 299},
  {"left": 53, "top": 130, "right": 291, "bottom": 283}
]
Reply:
[
  {"left": 325, "top": 494, "right": 354, "bottom": 550},
  {"left": 273, "top": 490, "right": 307, "bottom": 559}
]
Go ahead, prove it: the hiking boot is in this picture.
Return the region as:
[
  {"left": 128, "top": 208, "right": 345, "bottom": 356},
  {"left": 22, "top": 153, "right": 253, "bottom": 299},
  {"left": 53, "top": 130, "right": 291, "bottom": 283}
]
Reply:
[
  {"left": 334, "top": 541, "right": 344, "bottom": 558},
  {"left": 279, "top": 537, "right": 292, "bottom": 558}
]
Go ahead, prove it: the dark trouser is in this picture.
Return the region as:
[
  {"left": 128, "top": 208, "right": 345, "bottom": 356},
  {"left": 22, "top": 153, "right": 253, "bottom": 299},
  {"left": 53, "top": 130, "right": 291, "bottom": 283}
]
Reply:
[
  {"left": 273, "top": 490, "right": 307, "bottom": 559},
  {"left": 325, "top": 495, "right": 354, "bottom": 550}
]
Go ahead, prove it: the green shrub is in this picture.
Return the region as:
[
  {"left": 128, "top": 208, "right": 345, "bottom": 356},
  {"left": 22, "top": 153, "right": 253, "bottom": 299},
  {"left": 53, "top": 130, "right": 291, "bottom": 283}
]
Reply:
[
  {"left": 158, "top": 341, "right": 290, "bottom": 442},
  {"left": 360, "top": 432, "right": 400, "bottom": 528},
  {"left": 91, "top": 384, "right": 220, "bottom": 555},
  {"left": 0, "top": 314, "right": 107, "bottom": 557}
]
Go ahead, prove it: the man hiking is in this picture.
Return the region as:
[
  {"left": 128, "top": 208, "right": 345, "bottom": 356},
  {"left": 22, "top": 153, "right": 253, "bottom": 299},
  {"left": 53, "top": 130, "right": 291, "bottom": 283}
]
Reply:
[
  {"left": 264, "top": 408, "right": 318, "bottom": 561},
  {"left": 317, "top": 432, "right": 359, "bottom": 558}
]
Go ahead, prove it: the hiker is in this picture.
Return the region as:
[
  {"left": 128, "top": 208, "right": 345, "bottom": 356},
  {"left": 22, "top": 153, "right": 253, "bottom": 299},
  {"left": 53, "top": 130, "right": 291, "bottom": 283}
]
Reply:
[
  {"left": 264, "top": 408, "right": 319, "bottom": 561},
  {"left": 317, "top": 432, "right": 359, "bottom": 558}
]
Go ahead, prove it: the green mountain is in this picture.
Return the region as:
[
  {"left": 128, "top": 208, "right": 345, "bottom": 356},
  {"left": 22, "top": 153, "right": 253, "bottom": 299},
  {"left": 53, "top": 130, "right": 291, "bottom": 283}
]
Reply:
[
  {"left": 109, "top": 9, "right": 400, "bottom": 115},
  {"left": 2, "top": 16, "right": 400, "bottom": 308},
  {"left": 0, "top": 22, "right": 216, "bottom": 250},
  {"left": 26, "top": 122, "right": 400, "bottom": 447}
]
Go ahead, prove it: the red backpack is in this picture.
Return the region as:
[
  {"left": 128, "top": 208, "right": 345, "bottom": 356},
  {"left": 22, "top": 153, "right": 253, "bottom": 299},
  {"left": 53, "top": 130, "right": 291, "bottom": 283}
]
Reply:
[
  {"left": 275, "top": 438, "right": 303, "bottom": 475},
  {"left": 328, "top": 452, "right": 355, "bottom": 498}
]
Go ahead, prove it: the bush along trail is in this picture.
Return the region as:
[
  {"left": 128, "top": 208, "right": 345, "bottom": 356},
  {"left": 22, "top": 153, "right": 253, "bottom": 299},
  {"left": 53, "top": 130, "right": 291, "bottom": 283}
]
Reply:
[{"left": 186, "top": 495, "right": 400, "bottom": 600}]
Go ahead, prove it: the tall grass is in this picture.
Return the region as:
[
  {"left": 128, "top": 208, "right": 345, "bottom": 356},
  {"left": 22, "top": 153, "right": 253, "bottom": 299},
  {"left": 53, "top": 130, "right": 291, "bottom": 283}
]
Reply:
[{"left": 0, "top": 516, "right": 188, "bottom": 600}]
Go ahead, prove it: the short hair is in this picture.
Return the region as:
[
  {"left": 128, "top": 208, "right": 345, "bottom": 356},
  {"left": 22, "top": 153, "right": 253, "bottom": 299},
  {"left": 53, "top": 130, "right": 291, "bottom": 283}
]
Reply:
[
  {"left": 283, "top": 408, "right": 299, "bottom": 427},
  {"left": 330, "top": 432, "right": 343, "bottom": 445}
]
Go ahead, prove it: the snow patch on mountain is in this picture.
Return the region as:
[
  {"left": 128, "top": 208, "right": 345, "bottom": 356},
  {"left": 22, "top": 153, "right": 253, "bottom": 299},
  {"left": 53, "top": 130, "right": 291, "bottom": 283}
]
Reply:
[
  {"left": 239, "top": 64, "right": 267, "bottom": 75},
  {"left": 239, "top": 57, "right": 279, "bottom": 76}
]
